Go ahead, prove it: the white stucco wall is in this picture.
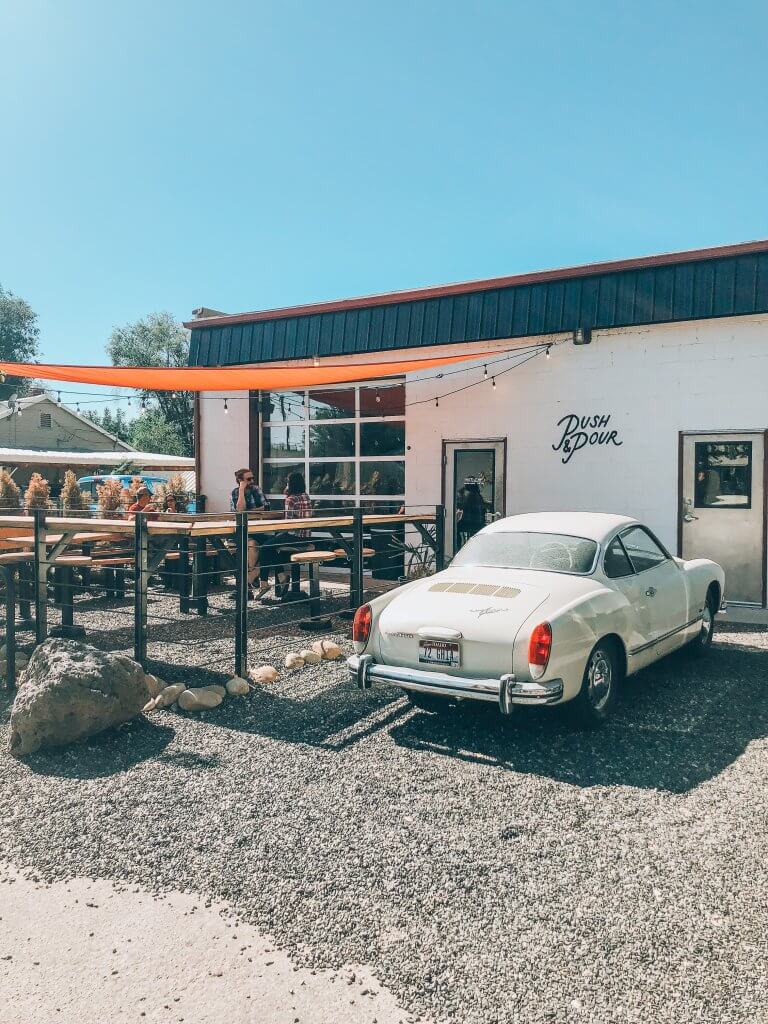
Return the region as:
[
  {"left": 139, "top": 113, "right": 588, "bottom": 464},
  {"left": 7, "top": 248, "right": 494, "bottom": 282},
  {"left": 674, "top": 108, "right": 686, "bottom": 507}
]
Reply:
[
  {"left": 405, "top": 314, "right": 768, "bottom": 554},
  {"left": 198, "top": 390, "right": 249, "bottom": 512}
]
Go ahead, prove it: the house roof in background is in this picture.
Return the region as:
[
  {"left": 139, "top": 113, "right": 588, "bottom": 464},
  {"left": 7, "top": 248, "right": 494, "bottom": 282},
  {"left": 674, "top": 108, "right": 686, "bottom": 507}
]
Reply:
[
  {"left": 0, "top": 393, "right": 134, "bottom": 451},
  {"left": 186, "top": 239, "right": 768, "bottom": 367}
]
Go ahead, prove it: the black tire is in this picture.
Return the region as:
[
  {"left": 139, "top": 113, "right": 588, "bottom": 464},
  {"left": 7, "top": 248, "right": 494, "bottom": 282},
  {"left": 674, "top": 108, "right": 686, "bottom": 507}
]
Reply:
[
  {"left": 403, "top": 689, "right": 452, "bottom": 713},
  {"left": 688, "top": 587, "right": 717, "bottom": 655},
  {"left": 571, "top": 639, "right": 620, "bottom": 727}
]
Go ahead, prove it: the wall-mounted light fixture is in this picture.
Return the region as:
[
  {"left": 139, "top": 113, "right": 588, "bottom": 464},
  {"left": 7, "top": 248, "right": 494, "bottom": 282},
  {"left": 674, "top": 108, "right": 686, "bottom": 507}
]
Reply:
[{"left": 573, "top": 327, "right": 592, "bottom": 346}]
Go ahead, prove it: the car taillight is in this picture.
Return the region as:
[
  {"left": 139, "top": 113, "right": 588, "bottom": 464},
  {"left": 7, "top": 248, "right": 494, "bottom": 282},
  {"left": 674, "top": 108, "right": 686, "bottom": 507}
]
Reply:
[
  {"left": 352, "top": 603, "right": 373, "bottom": 645},
  {"left": 528, "top": 622, "right": 552, "bottom": 679}
]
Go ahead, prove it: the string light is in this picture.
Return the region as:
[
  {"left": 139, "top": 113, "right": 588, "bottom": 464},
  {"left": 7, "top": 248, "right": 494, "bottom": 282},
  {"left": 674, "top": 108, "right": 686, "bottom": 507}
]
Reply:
[
  {"left": 223, "top": 398, "right": 229, "bottom": 414},
  {"left": 17, "top": 406, "right": 22, "bottom": 417},
  {"left": 127, "top": 395, "right": 131, "bottom": 407},
  {"left": 313, "top": 355, "right": 319, "bottom": 367},
  {"left": 56, "top": 391, "right": 62, "bottom": 407},
  {"left": 75, "top": 402, "right": 80, "bottom": 412},
  {"left": 375, "top": 389, "right": 381, "bottom": 404},
  {"left": 483, "top": 365, "right": 488, "bottom": 377},
  {"left": 492, "top": 377, "right": 496, "bottom": 389},
  {"left": 140, "top": 396, "right": 147, "bottom": 412},
  {"left": 435, "top": 397, "right": 439, "bottom": 408},
  {"left": 546, "top": 345, "right": 551, "bottom": 359}
]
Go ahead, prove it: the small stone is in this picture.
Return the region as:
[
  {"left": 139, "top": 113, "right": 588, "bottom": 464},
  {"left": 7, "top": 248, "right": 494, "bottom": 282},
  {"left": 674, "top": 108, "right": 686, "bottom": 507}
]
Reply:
[{"left": 285, "top": 653, "right": 305, "bottom": 670}]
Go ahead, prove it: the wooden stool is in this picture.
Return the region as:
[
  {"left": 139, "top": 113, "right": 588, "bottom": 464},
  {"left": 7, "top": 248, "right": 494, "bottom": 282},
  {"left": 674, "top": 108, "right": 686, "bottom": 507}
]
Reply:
[
  {"left": 290, "top": 550, "right": 335, "bottom": 630},
  {"left": 334, "top": 548, "right": 374, "bottom": 619}
]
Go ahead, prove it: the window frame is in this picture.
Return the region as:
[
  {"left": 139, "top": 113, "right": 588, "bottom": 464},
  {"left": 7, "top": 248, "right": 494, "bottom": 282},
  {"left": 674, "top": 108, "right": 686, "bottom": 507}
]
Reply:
[
  {"left": 617, "top": 525, "right": 671, "bottom": 575},
  {"left": 602, "top": 533, "right": 636, "bottom": 580},
  {"left": 260, "top": 378, "right": 406, "bottom": 504},
  {"left": 693, "top": 440, "right": 753, "bottom": 510}
]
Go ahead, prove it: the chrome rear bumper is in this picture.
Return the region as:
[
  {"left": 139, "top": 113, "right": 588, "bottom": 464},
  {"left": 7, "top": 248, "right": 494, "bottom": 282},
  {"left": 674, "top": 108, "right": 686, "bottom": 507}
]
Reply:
[{"left": 347, "top": 654, "right": 564, "bottom": 714}]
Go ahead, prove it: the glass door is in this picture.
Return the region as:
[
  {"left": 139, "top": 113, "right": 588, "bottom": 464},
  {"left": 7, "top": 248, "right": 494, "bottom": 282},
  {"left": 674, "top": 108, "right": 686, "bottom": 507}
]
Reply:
[{"left": 443, "top": 440, "right": 506, "bottom": 558}]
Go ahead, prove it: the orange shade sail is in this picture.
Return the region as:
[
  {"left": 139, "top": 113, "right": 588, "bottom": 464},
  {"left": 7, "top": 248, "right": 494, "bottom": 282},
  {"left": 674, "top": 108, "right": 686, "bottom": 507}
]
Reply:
[{"left": 0, "top": 351, "right": 493, "bottom": 392}]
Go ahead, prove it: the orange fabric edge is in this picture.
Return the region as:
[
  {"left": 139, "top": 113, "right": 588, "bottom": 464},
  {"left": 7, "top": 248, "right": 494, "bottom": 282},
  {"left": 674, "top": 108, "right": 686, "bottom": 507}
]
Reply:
[{"left": 0, "top": 351, "right": 496, "bottom": 391}]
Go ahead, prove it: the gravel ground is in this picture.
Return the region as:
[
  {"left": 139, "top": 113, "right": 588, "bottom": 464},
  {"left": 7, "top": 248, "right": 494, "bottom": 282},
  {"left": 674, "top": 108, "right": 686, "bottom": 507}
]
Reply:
[{"left": 1, "top": 612, "right": 767, "bottom": 1024}]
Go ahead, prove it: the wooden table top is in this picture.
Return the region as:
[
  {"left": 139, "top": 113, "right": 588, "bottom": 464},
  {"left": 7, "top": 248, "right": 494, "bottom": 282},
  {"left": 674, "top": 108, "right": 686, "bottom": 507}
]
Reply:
[{"left": 0, "top": 512, "right": 437, "bottom": 541}]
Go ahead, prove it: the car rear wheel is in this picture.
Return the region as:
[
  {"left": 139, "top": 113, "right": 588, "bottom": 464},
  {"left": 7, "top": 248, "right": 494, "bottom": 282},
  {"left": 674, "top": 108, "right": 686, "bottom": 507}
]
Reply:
[
  {"left": 688, "top": 587, "right": 717, "bottom": 655},
  {"left": 571, "top": 640, "right": 619, "bottom": 727},
  {"left": 403, "top": 689, "right": 451, "bottom": 713}
]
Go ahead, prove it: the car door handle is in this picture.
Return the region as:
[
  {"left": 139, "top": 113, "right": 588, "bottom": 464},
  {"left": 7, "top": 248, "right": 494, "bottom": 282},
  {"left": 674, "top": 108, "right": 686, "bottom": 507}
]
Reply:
[{"left": 645, "top": 587, "right": 657, "bottom": 597}]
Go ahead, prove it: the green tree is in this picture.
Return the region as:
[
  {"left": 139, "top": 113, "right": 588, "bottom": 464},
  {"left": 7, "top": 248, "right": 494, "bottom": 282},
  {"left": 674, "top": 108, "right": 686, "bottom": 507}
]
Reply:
[
  {"left": 129, "top": 410, "right": 185, "bottom": 456},
  {"left": 0, "top": 284, "right": 40, "bottom": 398},
  {"left": 106, "top": 312, "right": 193, "bottom": 455},
  {"left": 85, "top": 406, "right": 133, "bottom": 444}
]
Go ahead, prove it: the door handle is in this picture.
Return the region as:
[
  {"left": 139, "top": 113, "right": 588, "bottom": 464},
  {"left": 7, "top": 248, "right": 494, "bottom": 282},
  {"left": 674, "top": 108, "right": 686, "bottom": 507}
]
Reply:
[
  {"left": 645, "top": 587, "right": 657, "bottom": 597},
  {"left": 683, "top": 513, "right": 698, "bottom": 522}
]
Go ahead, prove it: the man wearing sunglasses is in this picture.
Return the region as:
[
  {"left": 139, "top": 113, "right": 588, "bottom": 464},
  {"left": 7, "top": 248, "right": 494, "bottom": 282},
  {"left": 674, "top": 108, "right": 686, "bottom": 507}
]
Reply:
[
  {"left": 231, "top": 467, "right": 269, "bottom": 513},
  {"left": 230, "top": 468, "right": 272, "bottom": 599}
]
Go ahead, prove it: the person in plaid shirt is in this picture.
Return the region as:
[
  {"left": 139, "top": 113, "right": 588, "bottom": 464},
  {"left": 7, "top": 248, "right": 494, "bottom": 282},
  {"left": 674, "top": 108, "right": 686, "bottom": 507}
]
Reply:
[{"left": 284, "top": 472, "right": 313, "bottom": 538}]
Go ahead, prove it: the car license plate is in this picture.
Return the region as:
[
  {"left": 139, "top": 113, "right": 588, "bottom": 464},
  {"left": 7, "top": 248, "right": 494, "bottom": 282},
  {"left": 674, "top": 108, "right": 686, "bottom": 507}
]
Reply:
[{"left": 418, "top": 640, "right": 460, "bottom": 667}]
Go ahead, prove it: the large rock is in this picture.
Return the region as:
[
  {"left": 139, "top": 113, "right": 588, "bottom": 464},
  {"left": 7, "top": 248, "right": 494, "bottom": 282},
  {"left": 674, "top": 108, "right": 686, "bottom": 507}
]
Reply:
[{"left": 8, "top": 639, "right": 151, "bottom": 758}]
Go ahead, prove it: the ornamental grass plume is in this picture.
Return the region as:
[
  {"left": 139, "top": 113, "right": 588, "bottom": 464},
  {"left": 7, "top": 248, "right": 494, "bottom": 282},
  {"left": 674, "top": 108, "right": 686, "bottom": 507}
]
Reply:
[
  {"left": 24, "top": 472, "right": 51, "bottom": 511},
  {"left": 127, "top": 475, "right": 144, "bottom": 502},
  {"left": 97, "top": 477, "right": 125, "bottom": 519},
  {"left": 0, "top": 468, "right": 21, "bottom": 511},
  {"left": 61, "top": 469, "right": 86, "bottom": 513}
]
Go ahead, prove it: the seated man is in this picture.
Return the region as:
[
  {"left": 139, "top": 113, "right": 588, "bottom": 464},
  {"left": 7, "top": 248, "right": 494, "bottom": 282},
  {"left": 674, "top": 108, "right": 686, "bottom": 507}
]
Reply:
[
  {"left": 127, "top": 485, "right": 159, "bottom": 520},
  {"left": 230, "top": 468, "right": 274, "bottom": 599}
]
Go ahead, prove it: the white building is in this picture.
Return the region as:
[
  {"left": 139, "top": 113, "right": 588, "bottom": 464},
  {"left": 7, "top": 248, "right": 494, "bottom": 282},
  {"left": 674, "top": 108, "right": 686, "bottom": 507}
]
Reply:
[{"left": 189, "top": 240, "right": 768, "bottom": 605}]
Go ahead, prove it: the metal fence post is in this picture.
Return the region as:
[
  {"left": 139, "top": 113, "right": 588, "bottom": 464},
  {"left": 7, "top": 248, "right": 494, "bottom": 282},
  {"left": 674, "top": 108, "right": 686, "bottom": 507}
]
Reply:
[
  {"left": 435, "top": 504, "right": 446, "bottom": 573},
  {"left": 33, "top": 506, "right": 48, "bottom": 645},
  {"left": 351, "top": 507, "right": 364, "bottom": 610},
  {"left": 234, "top": 511, "right": 249, "bottom": 679},
  {"left": 134, "top": 512, "right": 149, "bottom": 667},
  {"left": 3, "top": 568, "right": 16, "bottom": 688}
]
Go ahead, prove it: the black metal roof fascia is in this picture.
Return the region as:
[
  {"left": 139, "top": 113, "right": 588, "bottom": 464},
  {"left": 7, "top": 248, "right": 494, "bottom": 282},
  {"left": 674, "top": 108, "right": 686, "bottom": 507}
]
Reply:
[{"left": 188, "top": 251, "right": 768, "bottom": 367}]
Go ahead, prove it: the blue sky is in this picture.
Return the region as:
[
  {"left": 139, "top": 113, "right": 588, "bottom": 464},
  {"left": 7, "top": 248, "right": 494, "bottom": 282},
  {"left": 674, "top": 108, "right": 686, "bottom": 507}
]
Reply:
[{"left": 1, "top": 0, "right": 766, "bottom": 403}]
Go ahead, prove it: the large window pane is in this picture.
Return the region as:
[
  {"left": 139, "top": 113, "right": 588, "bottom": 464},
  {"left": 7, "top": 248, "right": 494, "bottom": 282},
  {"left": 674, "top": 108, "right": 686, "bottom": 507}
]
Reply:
[
  {"left": 694, "top": 442, "right": 752, "bottom": 508},
  {"left": 309, "top": 462, "right": 356, "bottom": 495},
  {"left": 360, "top": 461, "right": 405, "bottom": 495},
  {"left": 262, "top": 462, "right": 304, "bottom": 495},
  {"left": 308, "top": 389, "right": 356, "bottom": 420},
  {"left": 360, "top": 382, "right": 405, "bottom": 417},
  {"left": 262, "top": 391, "right": 304, "bottom": 422},
  {"left": 309, "top": 422, "right": 355, "bottom": 457},
  {"left": 262, "top": 425, "right": 306, "bottom": 459},
  {"left": 360, "top": 422, "right": 405, "bottom": 457}
]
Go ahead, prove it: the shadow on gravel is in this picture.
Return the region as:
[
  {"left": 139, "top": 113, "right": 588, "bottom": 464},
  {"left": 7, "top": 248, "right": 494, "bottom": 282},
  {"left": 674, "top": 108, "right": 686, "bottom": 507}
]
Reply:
[
  {"left": 388, "top": 640, "right": 768, "bottom": 793},
  {"left": 21, "top": 719, "right": 175, "bottom": 780},
  {"left": 202, "top": 679, "right": 408, "bottom": 751}
]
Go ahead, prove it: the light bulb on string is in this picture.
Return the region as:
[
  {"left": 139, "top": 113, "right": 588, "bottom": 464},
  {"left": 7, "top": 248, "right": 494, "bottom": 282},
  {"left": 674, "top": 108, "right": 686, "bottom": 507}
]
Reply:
[
  {"left": 435, "top": 397, "right": 439, "bottom": 408},
  {"left": 76, "top": 402, "right": 80, "bottom": 412},
  {"left": 483, "top": 365, "right": 488, "bottom": 377},
  {"left": 492, "top": 377, "right": 496, "bottom": 390},
  {"left": 313, "top": 355, "right": 319, "bottom": 367},
  {"left": 546, "top": 345, "right": 551, "bottom": 359},
  {"left": 56, "top": 392, "right": 62, "bottom": 407},
  {"left": 17, "top": 405, "right": 22, "bottom": 417},
  {"left": 375, "top": 389, "right": 381, "bottom": 404},
  {"left": 224, "top": 398, "right": 229, "bottom": 415},
  {"left": 140, "top": 396, "right": 146, "bottom": 412},
  {"left": 127, "top": 395, "right": 131, "bottom": 407}
]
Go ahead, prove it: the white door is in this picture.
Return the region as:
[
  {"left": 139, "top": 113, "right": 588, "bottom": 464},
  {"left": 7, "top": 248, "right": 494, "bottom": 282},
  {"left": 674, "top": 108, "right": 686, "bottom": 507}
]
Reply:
[
  {"left": 681, "top": 432, "right": 764, "bottom": 605},
  {"left": 443, "top": 440, "right": 506, "bottom": 558}
]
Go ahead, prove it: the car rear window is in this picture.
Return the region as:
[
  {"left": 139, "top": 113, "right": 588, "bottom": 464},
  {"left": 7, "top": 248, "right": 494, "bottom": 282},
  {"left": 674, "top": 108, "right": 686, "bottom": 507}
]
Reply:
[{"left": 451, "top": 531, "right": 598, "bottom": 575}]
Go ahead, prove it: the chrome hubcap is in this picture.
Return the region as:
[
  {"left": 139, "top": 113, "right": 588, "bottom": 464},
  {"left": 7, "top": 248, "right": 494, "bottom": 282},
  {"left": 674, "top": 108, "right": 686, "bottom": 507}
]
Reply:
[
  {"left": 701, "top": 605, "right": 713, "bottom": 641},
  {"left": 587, "top": 649, "right": 612, "bottom": 710}
]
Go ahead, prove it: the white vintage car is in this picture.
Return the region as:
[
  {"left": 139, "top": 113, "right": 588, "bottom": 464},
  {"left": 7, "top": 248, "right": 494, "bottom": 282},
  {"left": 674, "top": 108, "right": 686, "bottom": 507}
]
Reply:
[{"left": 348, "top": 512, "right": 725, "bottom": 724}]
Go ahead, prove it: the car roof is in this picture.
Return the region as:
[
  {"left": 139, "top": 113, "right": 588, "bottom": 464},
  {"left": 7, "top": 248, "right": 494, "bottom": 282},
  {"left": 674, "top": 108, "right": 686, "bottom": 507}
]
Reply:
[{"left": 482, "top": 512, "right": 638, "bottom": 543}]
